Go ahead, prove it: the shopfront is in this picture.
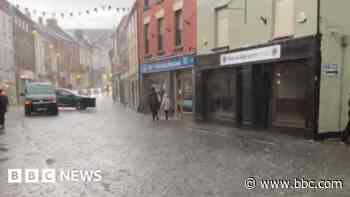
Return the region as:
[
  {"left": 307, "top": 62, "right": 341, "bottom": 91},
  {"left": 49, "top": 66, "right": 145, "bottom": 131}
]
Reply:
[
  {"left": 141, "top": 55, "right": 195, "bottom": 116},
  {"left": 195, "top": 36, "right": 320, "bottom": 131}
]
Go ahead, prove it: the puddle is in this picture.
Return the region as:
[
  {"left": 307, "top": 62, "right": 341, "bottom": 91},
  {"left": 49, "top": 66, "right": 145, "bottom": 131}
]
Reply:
[
  {"left": 46, "top": 158, "right": 56, "bottom": 165},
  {"left": 101, "top": 182, "right": 112, "bottom": 193},
  {"left": 0, "top": 147, "right": 8, "bottom": 152}
]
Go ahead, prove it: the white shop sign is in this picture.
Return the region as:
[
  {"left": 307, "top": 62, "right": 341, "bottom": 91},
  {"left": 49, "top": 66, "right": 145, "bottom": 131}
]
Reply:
[
  {"left": 220, "top": 45, "right": 281, "bottom": 66},
  {"left": 323, "top": 64, "right": 339, "bottom": 76}
]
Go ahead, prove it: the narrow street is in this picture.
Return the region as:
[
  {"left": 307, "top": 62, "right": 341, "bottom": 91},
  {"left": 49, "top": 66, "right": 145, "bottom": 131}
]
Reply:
[{"left": 0, "top": 94, "right": 350, "bottom": 197}]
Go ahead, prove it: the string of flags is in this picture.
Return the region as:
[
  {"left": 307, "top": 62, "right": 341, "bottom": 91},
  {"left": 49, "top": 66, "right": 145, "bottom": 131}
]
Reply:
[{"left": 14, "top": 4, "right": 130, "bottom": 19}]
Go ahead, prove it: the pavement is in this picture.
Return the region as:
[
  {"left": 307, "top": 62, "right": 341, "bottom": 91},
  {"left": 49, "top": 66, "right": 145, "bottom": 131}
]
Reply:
[{"left": 0, "top": 94, "right": 350, "bottom": 197}]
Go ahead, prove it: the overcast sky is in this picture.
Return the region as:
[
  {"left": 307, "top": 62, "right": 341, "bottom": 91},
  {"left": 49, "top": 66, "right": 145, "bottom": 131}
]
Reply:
[{"left": 8, "top": 0, "right": 134, "bottom": 29}]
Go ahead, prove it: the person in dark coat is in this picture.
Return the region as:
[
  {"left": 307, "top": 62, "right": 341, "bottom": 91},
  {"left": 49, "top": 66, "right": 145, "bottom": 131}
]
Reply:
[
  {"left": 148, "top": 87, "right": 160, "bottom": 121},
  {"left": 342, "top": 98, "right": 350, "bottom": 145},
  {"left": 0, "top": 89, "right": 9, "bottom": 130}
]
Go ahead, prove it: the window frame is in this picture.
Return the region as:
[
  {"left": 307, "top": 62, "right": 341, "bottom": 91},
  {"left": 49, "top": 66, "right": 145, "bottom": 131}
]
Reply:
[
  {"left": 273, "top": 0, "right": 296, "bottom": 39},
  {"left": 174, "top": 9, "right": 183, "bottom": 47},
  {"left": 157, "top": 17, "right": 164, "bottom": 52}
]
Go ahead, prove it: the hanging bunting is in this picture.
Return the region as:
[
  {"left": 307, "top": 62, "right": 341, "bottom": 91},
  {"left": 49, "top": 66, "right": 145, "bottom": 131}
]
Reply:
[{"left": 12, "top": 3, "right": 131, "bottom": 19}]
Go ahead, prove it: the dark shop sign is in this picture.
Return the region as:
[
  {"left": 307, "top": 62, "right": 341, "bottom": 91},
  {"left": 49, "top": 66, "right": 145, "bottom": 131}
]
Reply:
[{"left": 141, "top": 55, "right": 194, "bottom": 74}]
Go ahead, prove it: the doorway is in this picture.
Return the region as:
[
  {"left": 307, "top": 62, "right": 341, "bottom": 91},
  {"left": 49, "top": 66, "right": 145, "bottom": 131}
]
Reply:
[{"left": 239, "top": 65, "right": 273, "bottom": 129}]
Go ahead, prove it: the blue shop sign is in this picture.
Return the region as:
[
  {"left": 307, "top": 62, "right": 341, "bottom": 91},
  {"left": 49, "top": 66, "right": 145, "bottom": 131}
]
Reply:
[{"left": 141, "top": 55, "right": 194, "bottom": 74}]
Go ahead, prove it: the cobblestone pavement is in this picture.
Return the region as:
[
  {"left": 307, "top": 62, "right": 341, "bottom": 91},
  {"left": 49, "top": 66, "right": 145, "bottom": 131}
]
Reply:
[{"left": 0, "top": 94, "right": 350, "bottom": 197}]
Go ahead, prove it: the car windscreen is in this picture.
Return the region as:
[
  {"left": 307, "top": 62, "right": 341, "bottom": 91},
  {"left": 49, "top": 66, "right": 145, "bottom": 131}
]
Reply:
[{"left": 26, "top": 84, "right": 55, "bottom": 95}]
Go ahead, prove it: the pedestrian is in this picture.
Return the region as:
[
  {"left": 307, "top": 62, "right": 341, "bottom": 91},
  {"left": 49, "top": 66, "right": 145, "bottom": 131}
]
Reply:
[
  {"left": 161, "top": 93, "right": 171, "bottom": 120},
  {"left": 0, "top": 89, "right": 9, "bottom": 130},
  {"left": 148, "top": 87, "right": 160, "bottom": 121},
  {"left": 342, "top": 98, "right": 350, "bottom": 145}
]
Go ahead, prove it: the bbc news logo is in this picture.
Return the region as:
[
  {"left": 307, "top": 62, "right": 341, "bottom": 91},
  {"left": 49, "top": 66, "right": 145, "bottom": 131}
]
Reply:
[{"left": 8, "top": 169, "right": 102, "bottom": 183}]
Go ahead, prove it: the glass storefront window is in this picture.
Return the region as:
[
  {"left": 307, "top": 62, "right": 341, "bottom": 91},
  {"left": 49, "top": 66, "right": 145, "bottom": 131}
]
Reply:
[{"left": 272, "top": 62, "right": 308, "bottom": 128}]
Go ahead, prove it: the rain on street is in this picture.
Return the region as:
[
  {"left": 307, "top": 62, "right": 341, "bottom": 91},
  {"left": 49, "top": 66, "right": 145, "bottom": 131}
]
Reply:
[{"left": 0, "top": 94, "right": 350, "bottom": 197}]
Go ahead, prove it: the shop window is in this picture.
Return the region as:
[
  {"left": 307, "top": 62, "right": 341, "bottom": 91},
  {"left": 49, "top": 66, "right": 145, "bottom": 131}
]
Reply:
[
  {"left": 157, "top": 17, "right": 164, "bottom": 52},
  {"left": 175, "top": 10, "right": 183, "bottom": 47},
  {"left": 206, "top": 69, "right": 237, "bottom": 122},
  {"left": 274, "top": 0, "right": 295, "bottom": 38},
  {"left": 215, "top": 6, "right": 229, "bottom": 48},
  {"left": 144, "top": 0, "right": 150, "bottom": 10},
  {"left": 272, "top": 62, "right": 308, "bottom": 128}
]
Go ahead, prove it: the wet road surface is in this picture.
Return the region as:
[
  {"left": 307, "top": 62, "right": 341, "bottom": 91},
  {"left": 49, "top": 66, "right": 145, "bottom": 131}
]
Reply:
[{"left": 1, "top": 95, "right": 350, "bottom": 197}]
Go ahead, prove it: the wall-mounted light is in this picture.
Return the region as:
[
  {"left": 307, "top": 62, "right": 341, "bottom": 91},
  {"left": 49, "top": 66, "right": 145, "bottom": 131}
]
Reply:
[
  {"left": 260, "top": 16, "right": 268, "bottom": 25},
  {"left": 297, "top": 12, "right": 308, "bottom": 24}
]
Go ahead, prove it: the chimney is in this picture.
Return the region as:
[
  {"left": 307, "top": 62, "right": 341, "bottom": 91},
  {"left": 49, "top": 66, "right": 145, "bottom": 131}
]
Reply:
[
  {"left": 46, "top": 18, "right": 58, "bottom": 28},
  {"left": 38, "top": 17, "right": 43, "bottom": 25}
]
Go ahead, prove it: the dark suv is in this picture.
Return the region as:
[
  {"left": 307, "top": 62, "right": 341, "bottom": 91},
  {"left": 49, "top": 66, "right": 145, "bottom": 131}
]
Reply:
[{"left": 22, "top": 83, "right": 59, "bottom": 116}]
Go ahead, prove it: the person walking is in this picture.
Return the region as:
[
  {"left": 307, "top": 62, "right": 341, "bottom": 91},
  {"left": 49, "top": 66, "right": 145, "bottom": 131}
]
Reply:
[
  {"left": 0, "top": 89, "right": 9, "bottom": 130},
  {"left": 161, "top": 93, "right": 171, "bottom": 120},
  {"left": 148, "top": 87, "right": 160, "bottom": 121},
  {"left": 342, "top": 98, "right": 350, "bottom": 145}
]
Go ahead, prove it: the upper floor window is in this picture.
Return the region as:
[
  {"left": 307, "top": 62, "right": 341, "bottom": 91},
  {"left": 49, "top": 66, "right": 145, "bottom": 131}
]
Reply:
[
  {"left": 274, "top": 0, "right": 295, "bottom": 38},
  {"left": 144, "top": 23, "right": 150, "bottom": 54},
  {"left": 158, "top": 17, "right": 164, "bottom": 51},
  {"left": 144, "top": 0, "right": 150, "bottom": 10},
  {"left": 175, "top": 10, "right": 183, "bottom": 47},
  {"left": 215, "top": 6, "right": 229, "bottom": 48}
]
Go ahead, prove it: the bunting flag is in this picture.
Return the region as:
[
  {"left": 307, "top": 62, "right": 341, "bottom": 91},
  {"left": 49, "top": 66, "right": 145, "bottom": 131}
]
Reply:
[{"left": 13, "top": 3, "right": 131, "bottom": 20}]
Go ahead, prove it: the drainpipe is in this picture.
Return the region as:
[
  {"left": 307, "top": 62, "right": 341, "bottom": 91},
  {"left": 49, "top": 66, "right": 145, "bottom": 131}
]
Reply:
[
  {"left": 314, "top": 0, "right": 321, "bottom": 138},
  {"left": 338, "top": 36, "right": 348, "bottom": 131}
]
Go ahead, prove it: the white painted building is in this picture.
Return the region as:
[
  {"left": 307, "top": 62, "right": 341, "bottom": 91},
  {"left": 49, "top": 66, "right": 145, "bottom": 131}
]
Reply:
[{"left": 0, "top": 2, "right": 16, "bottom": 104}]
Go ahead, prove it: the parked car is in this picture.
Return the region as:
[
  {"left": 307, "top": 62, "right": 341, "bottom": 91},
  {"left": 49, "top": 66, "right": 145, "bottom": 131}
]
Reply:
[
  {"left": 22, "top": 82, "right": 59, "bottom": 116},
  {"left": 55, "top": 88, "right": 96, "bottom": 110}
]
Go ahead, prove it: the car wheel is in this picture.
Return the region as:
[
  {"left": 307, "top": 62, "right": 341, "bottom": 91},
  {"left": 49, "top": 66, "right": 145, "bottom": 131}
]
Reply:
[
  {"left": 76, "top": 102, "right": 83, "bottom": 110},
  {"left": 25, "top": 108, "right": 31, "bottom": 117},
  {"left": 52, "top": 107, "right": 59, "bottom": 116}
]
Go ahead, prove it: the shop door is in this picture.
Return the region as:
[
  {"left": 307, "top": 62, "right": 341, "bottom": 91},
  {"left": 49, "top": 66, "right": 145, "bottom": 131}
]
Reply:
[
  {"left": 240, "top": 66, "right": 254, "bottom": 126},
  {"left": 252, "top": 65, "right": 272, "bottom": 129},
  {"left": 176, "top": 70, "right": 193, "bottom": 115}
]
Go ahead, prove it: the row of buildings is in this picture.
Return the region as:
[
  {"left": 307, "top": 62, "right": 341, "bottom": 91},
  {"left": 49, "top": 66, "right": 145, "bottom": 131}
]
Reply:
[
  {"left": 111, "top": 0, "right": 350, "bottom": 139},
  {"left": 0, "top": 0, "right": 107, "bottom": 104}
]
